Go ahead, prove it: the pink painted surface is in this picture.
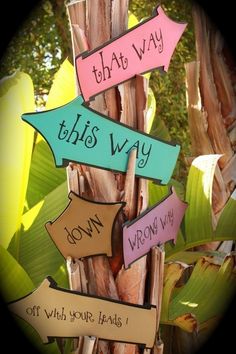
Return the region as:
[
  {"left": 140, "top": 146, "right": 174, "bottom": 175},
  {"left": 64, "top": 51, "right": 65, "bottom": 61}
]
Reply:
[
  {"left": 76, "top": 6, "right": 187, "bottom": 101},
  {"left": 123, "top": 188, "right": 187, "bottom": 268}
]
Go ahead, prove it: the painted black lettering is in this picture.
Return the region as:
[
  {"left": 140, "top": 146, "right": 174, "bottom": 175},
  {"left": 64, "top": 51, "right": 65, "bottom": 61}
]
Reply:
[
  {"left": 85, "top": 126, "right": 99, "bottom": 148},
  {"left": 66, "top": 114, "right": 81, "bottom": 145},
  {"left": 132, "top": 39, "right": 146, "bottom": 60},
  {"left": 155, "top": 29, "right": 164, "bottom": 53},
  {"left": 79, "top": 121, "right": 90, "bottom": 142},
  {"left": 65, "top": 226, "right": 76, "bottom": 244},
  {"left": 110, "top": 133, "right": 129, "bottom": 155},
  {"left": 138, "top": 143, "right": 152, "bottom": 168},
  {"left": 136, "top": 229, "right": 144, "bottom": 249},
  {"left": 119, "top": 52, "right": 128, "bottom": 69},
  {"left": 58, "top": 120, "right": 68, "bottom": 140},
  {"left": 100, "top": 51, "right": 111, "bottom": 81},
  {"left": 44, "top": 309, "right": 54, "bottom": 319},
  {"left": 160, "top": 216, "right": 167, "bottom": 230},
  {"left": 71, "top": 228, "right": 83, "bottom": 241},
  {"left": 90, "top": 214, "right": 104, "bottom": 233},
  {"left": 126, "top": 141, "right": 140, "bottom": 157},
  {"left": 110, "top": 52, "right": 121, "bottom": 71},
  {"left": 78, "top": 214, "right": 103, "bottom": 237},
  {"left": 92, "top": 66, "right": 102, "bottom": 84},
  {"left": 128, "top": 235, "right": 137, "bottom": 252},
  {"left": 148, "top": 33, "right": 157, "bottom": 51}
]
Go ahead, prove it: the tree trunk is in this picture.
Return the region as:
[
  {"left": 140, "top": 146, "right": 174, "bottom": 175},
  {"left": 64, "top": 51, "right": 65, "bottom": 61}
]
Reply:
[{"left": 66, "top": 1, "right": 155, "bottom": 353}]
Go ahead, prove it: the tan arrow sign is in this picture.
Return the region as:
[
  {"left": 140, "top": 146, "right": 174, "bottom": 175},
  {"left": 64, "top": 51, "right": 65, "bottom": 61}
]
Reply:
[
  {"left": 45, "top": 192, "right": 125, "bottom": 259},
  {"left": 8, "top": 277, "right": 157, "bottom": 348}
]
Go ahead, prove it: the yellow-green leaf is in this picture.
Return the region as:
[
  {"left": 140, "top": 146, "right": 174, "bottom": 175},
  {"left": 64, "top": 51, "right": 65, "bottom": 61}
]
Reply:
[
  {"left": 166, "top": 250, "right": 225, "bottom": 264},
  {"left": 215, "top": 189, "right": 236, "bottom": 239},
  {"left": 184, "top": 155, "right": 221, "bottom": 245},
  {"left": 162, "top": 256, "right": 236, "bottom": 331},
  {"left": 0, "top": 245, "right": 34, "bottom": 302},
  {"left": 8, "top": 182, "right": 68, "bottom": 286},
  {"left": 146, "top": 88, "right": 156, "bottom": 133},
  {"left": 128, "top": 12, "right": 139, "bottom": 29},
  {"left": 46, "top": 58, "right": 76, "bottom": 110},
  {"left": 0, "top": 72, "right": 35, "bottom": 248},
  {"left": 26, "top": 139, "right": 66, "bottom": 209},
  {"left": 161, "top": 261, "right": 190, "bottom": 323}
]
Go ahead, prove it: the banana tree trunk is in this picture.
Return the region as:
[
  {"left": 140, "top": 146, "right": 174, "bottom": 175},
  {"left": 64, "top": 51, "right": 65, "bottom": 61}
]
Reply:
[{"left": 66, "top": 1, "right": 151, "bottom": 353}]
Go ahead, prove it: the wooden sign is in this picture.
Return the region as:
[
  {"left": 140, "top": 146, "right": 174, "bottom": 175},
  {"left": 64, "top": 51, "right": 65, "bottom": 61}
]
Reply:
[
  {"left": 22, "top": 96, "right": 180, "bottom": 184},
  {"left": 45, "top": 192, "right": 124, "bottom": 259},
  {"left": 123, "top": 188, "right": 187, "bottom": 268},
  {"left": 8, "top": 277, "right": 157, "bottom": 348},
  {"left": 76, "top": 5, "right": 187, "bottom": 101}
]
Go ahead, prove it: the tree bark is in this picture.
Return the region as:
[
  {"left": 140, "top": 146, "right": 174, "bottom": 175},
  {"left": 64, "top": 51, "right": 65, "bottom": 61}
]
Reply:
[{"left": 66, "top": 1, "right": 150, "bottom": 353}]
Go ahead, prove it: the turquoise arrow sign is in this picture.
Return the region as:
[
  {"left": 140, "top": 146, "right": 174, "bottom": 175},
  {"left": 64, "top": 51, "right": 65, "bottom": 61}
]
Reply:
[{"left": 22, "top": 96, "right": 180, "bottom": 184}]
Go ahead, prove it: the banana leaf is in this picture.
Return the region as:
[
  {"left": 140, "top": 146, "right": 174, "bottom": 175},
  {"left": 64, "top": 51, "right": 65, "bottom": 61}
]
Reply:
[
  {"left": 161, "top": 255, "right": 236, "bottom": 331},
  {"left": 8, "top": 182, "right": 68, "bottom": 286},
  {"left": 215, "top": 189, "right": 236, "bottom": 239},
  {"left": 166, "top": 250, "right": 225, "bottom": 264},
  {"left": 26, "top": 59, "right": 75, "bottom": 208},
  {"left": 26, "top": 139, "right": 66, "bottom": 209},
  {"left": 0, "top": 72, "right": 35, "bottom": 248},
  {"left": 8, "top": 60, "right": 76, "bottom": 286}
]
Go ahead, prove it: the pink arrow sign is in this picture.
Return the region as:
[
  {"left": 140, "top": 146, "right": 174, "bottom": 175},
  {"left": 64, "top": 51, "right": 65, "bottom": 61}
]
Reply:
[
  {"left": 123, "top": 187, "right": 187, "bottom": 268},
  {"left": 76, "top": 6, "right": 187, "bottom": 101}
]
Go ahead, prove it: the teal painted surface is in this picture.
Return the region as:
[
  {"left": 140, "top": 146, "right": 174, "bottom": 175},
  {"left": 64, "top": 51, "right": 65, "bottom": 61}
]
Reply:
[{"left": 22, "top": 96, "right": 180, "bottom": 184}]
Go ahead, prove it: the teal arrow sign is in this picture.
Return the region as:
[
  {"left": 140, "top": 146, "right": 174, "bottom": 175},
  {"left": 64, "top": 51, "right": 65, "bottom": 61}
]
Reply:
[{"left": 22, "top": 96, "right": 180, "bottom": 184}]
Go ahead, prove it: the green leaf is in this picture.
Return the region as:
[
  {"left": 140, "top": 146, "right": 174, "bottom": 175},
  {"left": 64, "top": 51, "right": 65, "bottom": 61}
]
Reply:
[
  {"left": 53, "top": 263, "right": 69, "bottom": 289},
  {"left": 166, "top": 251, "right": 225, "bottom": 264},
  {"left": 148, "top": 182, "right": 169, "bottom": 207},
  {"left": 128, "top": 12, "right": 139, "bottom": 29},
  {"left": 45, "top": 58, "right": 76, "bottom": 111},
  {"left": 184, "top": 155, "right": 220, "bottom": 246},
  {"left": 0, "top": 72, "right": 35, "bottom": 248},
  {"left": 26, "top": 140, "right": 66, "bottom": 209},
  {"left": 161, "top": 255, "right": 236, "bottom": 331},
  {"left": 215, "top": 190, "right": 236, "bottom": 239},
  {"left": 148, "top": 179, "right": 185, "bottom": 207},
  {"left": 0, "top": 246, "right": 59, "bottom": 353},
  {"left": 0, "top": 246, "right": 34, "bottom": 302},
  {"left": 149, "top": 111, "right": 171, "bottom": 142},
  {"left": 161, "top": 261, "right": 194, "bottom": 330},
  {"left": 169, "top": 178, "right": 185, "bottom": 200},
  {"left": 146, "top": 88, "right": 156, "bottom": 133},
  {"left": 8, "top": 182, "right": 68, "bottom": 286},
  {"left": 26, "top": 59, "right": 75, "bottom": 208}
]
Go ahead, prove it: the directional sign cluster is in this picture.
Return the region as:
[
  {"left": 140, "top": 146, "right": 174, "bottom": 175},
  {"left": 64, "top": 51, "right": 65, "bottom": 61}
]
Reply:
[{"left": 9, "top": 5, "right": 187, "bottom": 349}]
